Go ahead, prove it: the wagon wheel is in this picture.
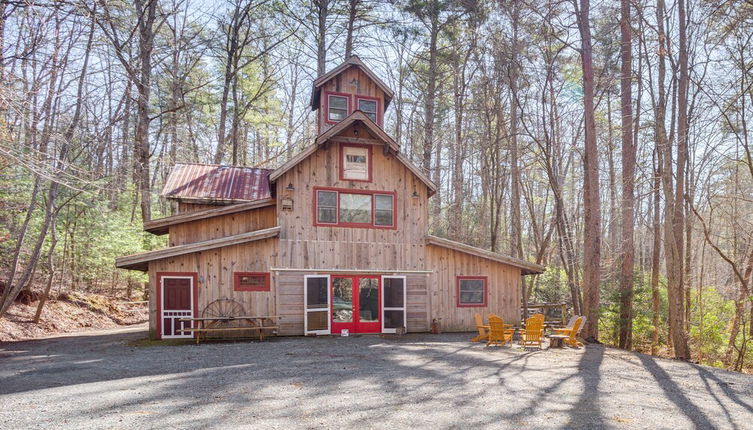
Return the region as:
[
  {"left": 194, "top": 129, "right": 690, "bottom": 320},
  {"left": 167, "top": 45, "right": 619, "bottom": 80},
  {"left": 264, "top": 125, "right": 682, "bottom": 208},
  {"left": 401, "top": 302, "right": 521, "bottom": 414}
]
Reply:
[{"left": 202, "top": 298, "right": 246, "bottom": 329}]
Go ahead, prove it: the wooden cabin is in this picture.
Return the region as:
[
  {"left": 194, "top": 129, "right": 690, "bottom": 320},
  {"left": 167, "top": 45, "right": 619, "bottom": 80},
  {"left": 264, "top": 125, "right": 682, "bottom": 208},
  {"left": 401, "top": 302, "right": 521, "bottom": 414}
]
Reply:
[{"left": 116, "top": 55, "right": 544, "bottom": 340}]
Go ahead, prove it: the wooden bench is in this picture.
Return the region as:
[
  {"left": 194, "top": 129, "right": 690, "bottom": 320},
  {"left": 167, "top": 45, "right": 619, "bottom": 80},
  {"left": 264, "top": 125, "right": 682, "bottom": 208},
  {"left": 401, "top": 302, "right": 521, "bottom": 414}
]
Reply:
[{"left": 178, "top": 316, "right": 280, "bottom": 344}]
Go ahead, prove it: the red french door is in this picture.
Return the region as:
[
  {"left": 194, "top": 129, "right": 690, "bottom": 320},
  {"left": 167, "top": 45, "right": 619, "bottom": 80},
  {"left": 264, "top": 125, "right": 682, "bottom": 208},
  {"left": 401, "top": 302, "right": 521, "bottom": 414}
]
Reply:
[{"left": 331, "top": 275, "right": 381, "bottom": 334}]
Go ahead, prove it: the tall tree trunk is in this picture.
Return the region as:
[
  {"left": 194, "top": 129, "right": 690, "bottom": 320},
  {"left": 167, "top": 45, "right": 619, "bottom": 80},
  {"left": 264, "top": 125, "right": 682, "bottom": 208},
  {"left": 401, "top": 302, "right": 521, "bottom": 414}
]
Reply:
[
  {"left": 449, "top": 53, "right": 465, "bottom": 241},
  {"left": 664, "top": 0, "right": 690, "bottom": 359},
  {"left": 509, "top": 2, "right": 523, "bottom": 260},
  {"left": 651, "top": 151, "right": 661, "bottom": 355},
  {"left": 618, "top": 0, "right": 635, "bottom": 350},
  {"left": 575, "top": 0, "right": 601, "bottom": 341},
  {"left": 316, "top": 0, "right": 328, "bottom": 76},
  {"left": 133, "top": 0, "right": 158, "bottom": 223},
  {"left": 344, "top": 0, "right": 359, "bottom": 59},
  {"left": 423, "top": 13, "right": 439, "bottom": 174},
  {"left": 33, "top": 223, "right": 58, "bottom": 323},
  {"left": 214, "top": 2, "right": 241, "bottom": 164}
]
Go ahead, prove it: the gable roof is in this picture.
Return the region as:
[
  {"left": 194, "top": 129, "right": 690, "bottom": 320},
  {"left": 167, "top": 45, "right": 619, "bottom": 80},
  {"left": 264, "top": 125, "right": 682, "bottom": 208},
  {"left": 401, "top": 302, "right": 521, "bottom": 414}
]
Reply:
[
  {"left": 426, "top": 235, "right": 545, "bottom": 275},
  {"left": 314, "top": 110, "right": 399, "bottom": 152},
  {"left": 311, "top": 55, "right": 394, "bottom": 110},
  {"left": 269, "top": 111, "right": 437, "bottom": 195},
  {"left": 116, "top": 226, "right": 281, "bottom": 271},
  {"left": 162, "top": 163, "right": 272, "bottom": 203},
  {"left": 143, "top": 198, "right": 275, "bottom": 235}
]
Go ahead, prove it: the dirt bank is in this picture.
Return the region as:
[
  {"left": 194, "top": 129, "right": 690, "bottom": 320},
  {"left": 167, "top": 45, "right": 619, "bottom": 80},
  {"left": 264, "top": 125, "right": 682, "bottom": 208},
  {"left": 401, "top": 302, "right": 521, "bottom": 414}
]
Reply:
[{"left": 0, "top": 292, "right": 147, "bottom": 342}]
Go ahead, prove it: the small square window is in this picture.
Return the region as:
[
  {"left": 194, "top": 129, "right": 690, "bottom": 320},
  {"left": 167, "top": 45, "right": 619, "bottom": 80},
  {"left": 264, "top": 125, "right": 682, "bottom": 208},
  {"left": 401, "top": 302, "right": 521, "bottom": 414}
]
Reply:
[
  {"left": 328, "top": 95, "right": 348, "bottom": 122},
  {"left": 358, "top": 99, "right": 378, "bottom": 123},
  {"left": 234, "top": 272, "right": 270, "bottom": 292},
  {"left": 342, "top": 145, "right": 370, "bottom": 181},
  {"left": 457, "top": 277, "right": 487, "bottom": 307}
]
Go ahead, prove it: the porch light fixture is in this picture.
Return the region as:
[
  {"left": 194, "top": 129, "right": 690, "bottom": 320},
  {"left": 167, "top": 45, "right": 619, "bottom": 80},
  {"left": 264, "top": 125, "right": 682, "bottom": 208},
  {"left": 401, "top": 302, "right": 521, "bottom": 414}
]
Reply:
[
  {"left": 412, "top": 190, "right": 420, "bottom": 199},
  {"left": 286, "top": 183, "right": 295, "bottom": 191}
]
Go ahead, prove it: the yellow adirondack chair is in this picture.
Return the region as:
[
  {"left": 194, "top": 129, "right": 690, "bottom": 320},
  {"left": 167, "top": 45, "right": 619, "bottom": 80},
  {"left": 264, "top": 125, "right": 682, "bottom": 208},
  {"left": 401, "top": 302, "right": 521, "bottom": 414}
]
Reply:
[
  {"left": 487, "top": 315, "right": 513, "bottom": 347},
  {"left": 520, "top": 314, "right": 544, "bottom": 348},
  {"left": 472, "top": 313, "right": 489, "bottom": 342},
  {"left": 557, "top": 316, "right": 584, "bottom": 347}
]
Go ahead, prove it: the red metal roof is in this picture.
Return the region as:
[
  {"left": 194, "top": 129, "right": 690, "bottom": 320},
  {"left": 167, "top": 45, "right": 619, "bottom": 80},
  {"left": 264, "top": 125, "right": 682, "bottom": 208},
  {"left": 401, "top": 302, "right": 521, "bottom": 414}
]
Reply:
[{"left": 161, "top": 163, "right": 272, "bottom": 202}]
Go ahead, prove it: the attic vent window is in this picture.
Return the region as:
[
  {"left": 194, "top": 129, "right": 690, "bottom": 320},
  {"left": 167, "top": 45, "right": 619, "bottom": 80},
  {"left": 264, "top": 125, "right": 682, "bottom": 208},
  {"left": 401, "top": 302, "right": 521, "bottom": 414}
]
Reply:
[
  {"left": 328, "top": 94, "right": 349, "bottom": 122},
  {"left": 357, "top": 98, "right": 378, "bottom": 123},
  {"left": 341, "top": 144, "right": 371, "bottom": 181}
]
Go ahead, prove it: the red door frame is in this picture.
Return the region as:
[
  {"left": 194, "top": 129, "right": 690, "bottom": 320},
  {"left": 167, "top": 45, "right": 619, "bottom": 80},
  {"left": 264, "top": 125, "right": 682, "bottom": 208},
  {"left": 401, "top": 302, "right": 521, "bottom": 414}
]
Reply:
[
  {"left": 331, "top": 275, "right": 381, "bottom": 334},
  {"left": 155, "top": 272, "right": 199, "bottom": 339}
]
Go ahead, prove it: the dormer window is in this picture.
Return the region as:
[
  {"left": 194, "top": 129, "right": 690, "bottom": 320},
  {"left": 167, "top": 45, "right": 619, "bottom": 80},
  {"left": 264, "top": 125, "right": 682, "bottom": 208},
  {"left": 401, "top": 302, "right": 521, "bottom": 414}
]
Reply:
[
  {"left": 327, "top": 94, "right": 349, "bottom": 123},
  {"left": 357, "top": 97, "right": 379, "bottom": 123},
  {"left": 341, "top": 144, "right": 371, "bottom": 182}
]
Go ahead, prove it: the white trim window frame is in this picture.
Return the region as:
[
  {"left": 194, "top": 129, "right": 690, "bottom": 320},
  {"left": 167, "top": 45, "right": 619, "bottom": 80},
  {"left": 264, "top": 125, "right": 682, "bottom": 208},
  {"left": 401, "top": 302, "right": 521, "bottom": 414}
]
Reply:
[
  {"left": 304, "top": 274, "right": 331, "bottom": 335},
  {"left": 161, "top": 275, "right": 194, "bottom": 339},
  {"left": 381, "top": 275, "right": 407, "bottom": 334}
]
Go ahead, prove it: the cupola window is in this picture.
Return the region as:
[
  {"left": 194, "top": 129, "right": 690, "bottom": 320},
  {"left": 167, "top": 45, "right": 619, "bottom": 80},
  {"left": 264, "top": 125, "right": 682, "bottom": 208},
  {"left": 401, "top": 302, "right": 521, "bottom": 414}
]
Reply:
[
  {"left": 357, "top": 98, "right": 378, "bottom": 123},
  {"left": 328, "top": 94, "right": 349, "bottom": 122}
]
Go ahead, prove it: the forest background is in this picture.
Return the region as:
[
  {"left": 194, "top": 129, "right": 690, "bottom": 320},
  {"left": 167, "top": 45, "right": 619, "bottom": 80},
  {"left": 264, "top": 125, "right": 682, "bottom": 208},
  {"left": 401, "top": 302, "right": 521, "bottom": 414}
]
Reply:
[{"left": 1, "top": 0, "right": 752, "bottom": 372}]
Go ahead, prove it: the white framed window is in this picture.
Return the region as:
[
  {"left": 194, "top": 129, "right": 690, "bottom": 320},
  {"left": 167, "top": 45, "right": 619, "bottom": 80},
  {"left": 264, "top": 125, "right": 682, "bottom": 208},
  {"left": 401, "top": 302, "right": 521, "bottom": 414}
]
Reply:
[
  {"left": 327, "top": 94, "right": 349, "bottom": 122},
  {"left": 342, "top": 145, "right": 370, "bottom": 181}
]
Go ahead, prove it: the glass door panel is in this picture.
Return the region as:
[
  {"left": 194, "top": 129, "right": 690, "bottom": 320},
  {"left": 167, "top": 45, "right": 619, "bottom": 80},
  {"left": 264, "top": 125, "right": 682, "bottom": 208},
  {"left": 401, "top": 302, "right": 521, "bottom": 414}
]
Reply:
[
  {"left": 304, "top": 275, "right": 330, "bottom": 335},
  {"left": 382, "top": 276, "right": 406, "bottom": 333},
  {"left": 358, "top": 278, "right": 378, "bottom": 323},
  {"left": 332, "top": 278, "right": 353, "bottom": 323}
]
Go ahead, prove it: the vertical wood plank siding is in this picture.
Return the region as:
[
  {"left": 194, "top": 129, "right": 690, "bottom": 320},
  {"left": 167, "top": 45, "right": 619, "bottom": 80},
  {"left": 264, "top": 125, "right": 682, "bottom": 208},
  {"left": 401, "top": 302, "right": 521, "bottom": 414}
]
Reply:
[
  {"left": 319, "top": 67, "right": 386, "bottom": 134},
  {"left": 168, "top": 205, "right": 277, "bottom": 246},
  {"left": 426, "top": 244, "right": 522, "bottom": 331},
  {"left": 148, "top": 238, "right": 278, "bottom": 337}
]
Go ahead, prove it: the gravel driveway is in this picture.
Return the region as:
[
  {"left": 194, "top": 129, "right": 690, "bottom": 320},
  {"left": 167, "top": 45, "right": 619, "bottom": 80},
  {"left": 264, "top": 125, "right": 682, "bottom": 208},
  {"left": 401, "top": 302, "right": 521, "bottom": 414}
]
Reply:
[{"left": 1, "top": 326, "right": 752, "bottom": 429}]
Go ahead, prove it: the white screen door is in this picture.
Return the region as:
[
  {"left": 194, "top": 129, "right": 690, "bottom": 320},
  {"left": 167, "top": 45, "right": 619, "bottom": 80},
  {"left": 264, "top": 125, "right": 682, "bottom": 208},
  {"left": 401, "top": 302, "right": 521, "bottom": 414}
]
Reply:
[
  {"left": 381, "top": 276, "right": 407, "bottom": 333},
  {"left": 304, "top": 275, "right": 331, "bottom": 335}
]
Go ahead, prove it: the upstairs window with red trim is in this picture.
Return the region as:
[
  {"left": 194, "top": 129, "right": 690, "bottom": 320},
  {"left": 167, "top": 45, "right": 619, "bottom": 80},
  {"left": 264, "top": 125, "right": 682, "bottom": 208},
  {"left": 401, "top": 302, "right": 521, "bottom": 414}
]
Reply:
[
  {"left": 234, "top": 272, "right": 270, "bottom": 292},
  {"left": 327, "top": 94, "right": 349, "bottom": 123},
  {"left": 356, "top": 97, "right": 379, "bottom": 124},
  {"left": 314, "top": 188, "right": 396, "bottom": 229},
  {"left": 457, "top": 276, "right": 487, "bottom": 307}
]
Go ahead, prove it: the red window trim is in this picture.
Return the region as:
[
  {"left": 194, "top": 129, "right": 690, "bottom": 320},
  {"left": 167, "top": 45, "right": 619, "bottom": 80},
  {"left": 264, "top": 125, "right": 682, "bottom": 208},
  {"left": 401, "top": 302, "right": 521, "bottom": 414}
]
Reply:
[
  {"left": 324, "top": 91, "right": 352, "bottom": 124},
  {"left": 355, "top": 95, "right": 382, "bottom": 126},
  {"left": 155, "top": 272, "right": 199, "bottom": 340},
  {"left": 456, "top": 276, "right": 488, "bottom": 308},
  {"left": 233, "top": 272, "right": 271, "bottom": 292},
  {"left": 313, "top": 186, "right": 397, "bottom": 230},
  {"left": 339, "top": 143, "right": 373, "bottom": 183}
]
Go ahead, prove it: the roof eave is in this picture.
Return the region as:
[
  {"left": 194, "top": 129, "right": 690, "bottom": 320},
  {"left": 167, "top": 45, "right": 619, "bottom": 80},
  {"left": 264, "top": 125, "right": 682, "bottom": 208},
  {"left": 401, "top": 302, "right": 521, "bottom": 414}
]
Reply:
[
  {"left": 144, "top": 198, "right": 276, "bottom": 235},
  {"left": 116, "top": 226, "right": 281, "bottom": 272},
  {"left": 426, "top": 235, "right": 545, "bottom": 275}
]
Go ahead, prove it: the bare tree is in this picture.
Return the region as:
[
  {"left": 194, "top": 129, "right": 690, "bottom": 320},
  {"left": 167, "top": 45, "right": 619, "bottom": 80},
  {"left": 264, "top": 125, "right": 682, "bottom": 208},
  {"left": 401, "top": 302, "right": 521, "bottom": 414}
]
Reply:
[
  {"left": 617, "top": 0, "right": 635, "bottom": 349},
  {"left": 573, "top": 0, "right": 601, "bottom": 341}
]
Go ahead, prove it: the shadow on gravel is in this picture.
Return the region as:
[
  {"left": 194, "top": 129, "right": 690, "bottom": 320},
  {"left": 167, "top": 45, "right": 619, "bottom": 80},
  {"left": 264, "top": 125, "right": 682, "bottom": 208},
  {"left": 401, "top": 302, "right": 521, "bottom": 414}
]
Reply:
[
  {"left": 696, "top": 365, "right": 753, "bottom": 425},
  {"left": 564, "top": 345, "right": 605, "bottom": 428},
  {"left": 637, "top": 354, "right": 715, "bottom": 429}
]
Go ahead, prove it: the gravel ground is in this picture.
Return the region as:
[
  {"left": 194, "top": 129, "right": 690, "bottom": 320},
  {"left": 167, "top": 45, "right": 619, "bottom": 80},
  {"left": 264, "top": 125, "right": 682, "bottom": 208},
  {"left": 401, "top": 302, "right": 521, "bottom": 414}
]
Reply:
[{"left": 1, "top": 327, "right": 752, "bottom": 429}]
